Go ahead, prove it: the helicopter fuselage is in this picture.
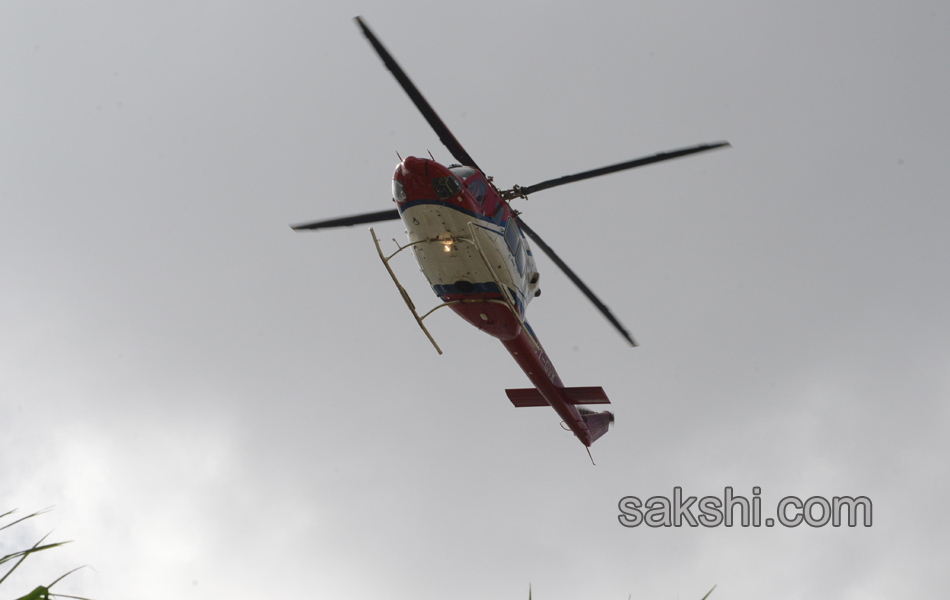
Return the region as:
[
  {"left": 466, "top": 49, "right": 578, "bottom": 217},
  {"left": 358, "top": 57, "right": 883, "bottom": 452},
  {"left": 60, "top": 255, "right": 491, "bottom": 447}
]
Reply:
[
  {"left": 392, "top": 155, "right": 613, "bottom": 447},
  {"left": 394, "top": 156, "right": 537, "bottom": 337}
]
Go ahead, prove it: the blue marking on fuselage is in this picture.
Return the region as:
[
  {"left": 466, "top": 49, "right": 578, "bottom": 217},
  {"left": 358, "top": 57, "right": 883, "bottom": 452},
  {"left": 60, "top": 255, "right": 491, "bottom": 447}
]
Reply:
[
  {"left": 433, "top": 281, "right": 502, "bottom": 296},
  {"left": 523, "top": 320, "right": 540, "bottom": 345},
  {"left": 507, "top": 286, "right": 526, "bottom": 316},
  {"left": 432, "top": 281, "right": 526, "bottom": 317}
]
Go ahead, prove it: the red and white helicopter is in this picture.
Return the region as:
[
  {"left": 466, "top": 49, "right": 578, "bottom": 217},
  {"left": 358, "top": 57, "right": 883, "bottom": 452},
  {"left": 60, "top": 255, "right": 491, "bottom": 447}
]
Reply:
[{"left": 294, "top": 17, "right": 728, "bottom": 455}]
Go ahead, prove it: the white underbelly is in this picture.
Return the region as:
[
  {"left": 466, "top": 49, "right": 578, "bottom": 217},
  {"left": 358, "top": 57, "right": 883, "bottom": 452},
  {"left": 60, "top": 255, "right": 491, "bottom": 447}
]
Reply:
[{"left": 401, "top": 203, "right": 518, "bottom": 294}]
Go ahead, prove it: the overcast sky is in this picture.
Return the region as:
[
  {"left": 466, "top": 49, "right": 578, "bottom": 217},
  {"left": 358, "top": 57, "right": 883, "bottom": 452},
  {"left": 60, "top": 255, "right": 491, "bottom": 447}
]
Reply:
[{"left": 2, "top": 2, "right": 948, "bottom": 599}]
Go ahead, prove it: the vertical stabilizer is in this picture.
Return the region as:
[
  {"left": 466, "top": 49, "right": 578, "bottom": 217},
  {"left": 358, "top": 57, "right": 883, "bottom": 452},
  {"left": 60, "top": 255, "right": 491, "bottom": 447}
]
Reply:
[{"left": 581, "top": 410, "right": 614, "bottom": 444}]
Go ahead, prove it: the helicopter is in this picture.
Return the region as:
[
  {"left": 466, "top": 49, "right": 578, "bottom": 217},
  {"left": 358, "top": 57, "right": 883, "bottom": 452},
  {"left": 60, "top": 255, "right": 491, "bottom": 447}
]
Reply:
[{"left": 293, "top": 17, "right": 728, "bottom": 455}]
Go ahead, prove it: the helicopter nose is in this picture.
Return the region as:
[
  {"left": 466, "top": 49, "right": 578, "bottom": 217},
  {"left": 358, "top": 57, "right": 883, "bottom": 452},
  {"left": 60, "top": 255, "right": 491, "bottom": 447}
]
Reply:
[
  {"left": 394, "top": 157, "right": 431, "bottom": 202},
  {"left": 395, "top": 156, "right": 461, "bottom": 202},
  {"left": 398, "top": 156, "right": 429, "bottom": 177}
]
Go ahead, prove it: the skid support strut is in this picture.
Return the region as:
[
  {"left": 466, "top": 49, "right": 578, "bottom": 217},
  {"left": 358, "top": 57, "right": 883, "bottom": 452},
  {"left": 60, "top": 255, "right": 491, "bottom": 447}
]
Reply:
[{"left": 370, "top": 227, "right": 446, "bottom": 355}]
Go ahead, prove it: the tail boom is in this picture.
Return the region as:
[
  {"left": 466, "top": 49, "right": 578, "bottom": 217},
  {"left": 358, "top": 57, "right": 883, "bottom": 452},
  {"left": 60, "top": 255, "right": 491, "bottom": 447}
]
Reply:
[{"left": 501, "top": 327, "right": 614, "bottom": 447}]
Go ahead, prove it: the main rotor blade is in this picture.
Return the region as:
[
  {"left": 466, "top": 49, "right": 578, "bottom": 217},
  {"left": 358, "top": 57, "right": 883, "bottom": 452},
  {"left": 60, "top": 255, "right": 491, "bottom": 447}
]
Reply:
[
  {"left": 291, "top": 208, "right": 400, "bottom": 231},
  {"left": 519, "top": 141, "right": 730, "bottom": 196},
  {"left": 515, "top": 215, "right": 637, "bottom": 346},
  {"left": 355, "top": 17, "right": 481, "bottom": 171}
]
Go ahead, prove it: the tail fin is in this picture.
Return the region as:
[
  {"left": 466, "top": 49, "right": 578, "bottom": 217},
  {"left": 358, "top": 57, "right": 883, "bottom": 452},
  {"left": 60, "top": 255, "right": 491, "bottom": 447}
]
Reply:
[{"left": 579, "top": 409, "right": 614, "bottom": 444}]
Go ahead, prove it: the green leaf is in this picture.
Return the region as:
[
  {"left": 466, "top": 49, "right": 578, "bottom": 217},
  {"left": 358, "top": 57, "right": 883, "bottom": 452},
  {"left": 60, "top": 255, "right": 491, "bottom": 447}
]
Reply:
[{"left": 15, "top": 585, "right": 50, "bottom": 600}]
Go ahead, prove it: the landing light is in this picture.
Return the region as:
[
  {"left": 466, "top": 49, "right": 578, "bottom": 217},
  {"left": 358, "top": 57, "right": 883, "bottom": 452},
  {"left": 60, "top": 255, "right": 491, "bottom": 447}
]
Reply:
[{"left": 443, "top": 242, "right": 452, "bottom": 253}]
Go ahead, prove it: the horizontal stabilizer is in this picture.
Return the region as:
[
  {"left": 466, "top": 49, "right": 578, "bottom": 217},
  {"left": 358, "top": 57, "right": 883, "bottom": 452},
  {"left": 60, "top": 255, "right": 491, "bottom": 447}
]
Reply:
[{"left": 506, "top": 386, "right": 610, "bottom": 408}]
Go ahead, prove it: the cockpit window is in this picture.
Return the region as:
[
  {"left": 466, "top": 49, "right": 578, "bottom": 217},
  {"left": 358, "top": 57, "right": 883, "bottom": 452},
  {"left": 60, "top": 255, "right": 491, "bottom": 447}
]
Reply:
[
  {"left": 392, "top": 179, "right": 407, "bottom": 202},
  {"left": 432, "top": 176, "right": 462, "bottom": 200},
  {"left": 466, "top": 178, "right": 487, "bottom": 204},
  {"left": 449, "top": 165, "right": 477, "bottom": 180},
  {"left": 449, "top": 165, "right": 485, "bottom": 204}
]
